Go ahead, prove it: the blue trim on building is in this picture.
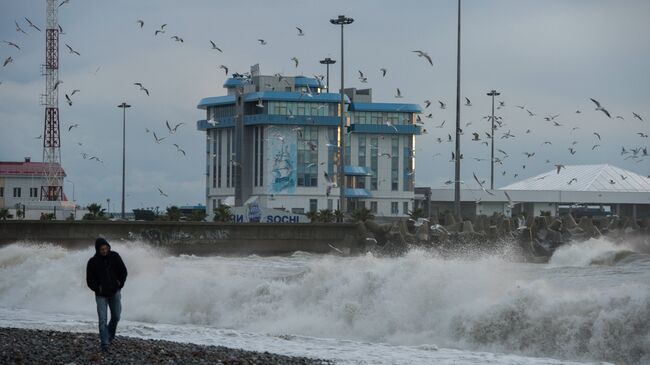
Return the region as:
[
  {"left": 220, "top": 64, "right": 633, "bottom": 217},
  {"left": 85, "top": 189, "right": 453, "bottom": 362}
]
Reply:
[
  {"left": 349, "top": 124, "right": 421, "bottom": 135},
  {"left": 349, "top": 102, "right": 422, "bottom": 113},
  {"left": 245, "top": 114, "right": 341, "bottom": 126},
  {"left": 223, "top": 78, "right": 243, "bottom": 88},
  {"left": 198, "top": 115, "right": 342, "bottom": 130},
  {"left": 197, "top": 95, "right": 236, "bottom": 109},
  {"left": 197, "top": 92, "right": 349, "bottom": 109},
  {"left": 196, "top": 118, "right": 236, "bottom": 131},
  {"left": 344, "top": 188, "right": 372, "bottom": 198},
  {"left": 344, "top": 166, "right": 373, "bottom": 176},
  {"left": 294, "top": 76, "right": 321, "bottom": 88}
]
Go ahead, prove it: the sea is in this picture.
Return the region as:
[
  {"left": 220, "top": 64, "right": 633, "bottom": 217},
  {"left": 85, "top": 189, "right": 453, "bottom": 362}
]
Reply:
[{"left": 1, "top": 237, "right": 648, "bottom": 365}]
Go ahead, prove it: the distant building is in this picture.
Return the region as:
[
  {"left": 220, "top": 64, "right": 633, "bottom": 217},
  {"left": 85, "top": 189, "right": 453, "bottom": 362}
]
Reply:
[
  {"left": 0, "top": 157, "right": 76, "bottom": 219},
  {"left": 196, "top": 66, "right": 422, "bottom": 218},
  {"left": 417, "top": 164, "right": 650, "bottom": 221}
]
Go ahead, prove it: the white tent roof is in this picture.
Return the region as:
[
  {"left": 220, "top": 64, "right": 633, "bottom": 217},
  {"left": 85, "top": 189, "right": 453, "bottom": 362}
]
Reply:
[{"left": 500, "top": 164, "right": 650, "bottom": 193}]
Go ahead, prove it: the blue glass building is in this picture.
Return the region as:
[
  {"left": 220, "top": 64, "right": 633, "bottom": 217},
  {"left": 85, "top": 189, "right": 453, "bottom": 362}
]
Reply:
[{"left": 197, "top": 66, "right": 421, "bottom": 218}]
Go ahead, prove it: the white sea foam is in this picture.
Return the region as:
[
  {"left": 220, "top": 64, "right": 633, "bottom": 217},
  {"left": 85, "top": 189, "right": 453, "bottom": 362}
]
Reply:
[{"left": 0, "top": 241, "right": 648, "bottom": 364}]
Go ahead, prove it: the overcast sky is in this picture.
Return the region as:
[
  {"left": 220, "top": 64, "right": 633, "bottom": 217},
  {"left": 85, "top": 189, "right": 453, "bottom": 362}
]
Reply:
[{"left": 1, "top": 0, "right": 649, "bottom": 211}]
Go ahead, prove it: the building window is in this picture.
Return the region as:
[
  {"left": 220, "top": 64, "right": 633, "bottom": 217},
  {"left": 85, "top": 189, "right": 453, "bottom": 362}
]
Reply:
[
  {"left": 358, "top": 135, "right": 366, "bottom": 189},
  {"left": 327, "top": 127, "right": 337, "bottom": 186},
  {"left": 212, "top": 199, "right": 217, "bottom": 212},
  {"left": 403, "top": 135, "right": 414, "bottom": 192},
  {"left": 217, "top": 130, "right": 222, "bottom": 188},
  {"left": 226, "top": 129, "right": 232, "bottom": 188},
  {"left": 403, "top": 201, "right": 409, "bottom": 215},
  {"left": 297, "top": 126, "right": 318, "bottom": 187},
  {"left": 212, "top": 130, "right": 217, "bottom": 188},
  {"left": 257, "top": 126, "right": 264, "bottom": 186},
  {"left": 291, "top": 207, "right": 304, "bottom": 214},
  {"left": 370, "top": 201, "right": 377, "bottom": 213},
  {"left": 370, "top": 137, "right": 378, "bottom": 190},
  {"left": 309, "top": 199, "right": 318, "bottom": 212},
  {"left": 391, "top": 136, "right": 399, "bottom": 191},
  {"left": 254, "top": 127, "right": 259, "bottom": 186},
  {"left": 327, "top": 199, "right": 333, "bottom": 210},
  {"left": 297, "top": 105, "right": 306, "bottom": 115},
  {"left": 344, "top": 134, "right": 351, "bottom": 166},
  {"left": 0, "top": 186, "right": 4, "bottom": 197},
  {"left": 13, "top": 187, "right": 21, "bottom": 198},
  {"left": 30, "top": 188, "right": 38, "bottom": 198},
  {"left": 391, "top": 202, "right": 398, "bottom": 215}
]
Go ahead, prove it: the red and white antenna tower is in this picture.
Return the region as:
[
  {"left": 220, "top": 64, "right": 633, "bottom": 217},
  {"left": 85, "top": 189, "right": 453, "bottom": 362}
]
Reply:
[{"left": 41, "top": 0, "right": 63, "bottom": 201}]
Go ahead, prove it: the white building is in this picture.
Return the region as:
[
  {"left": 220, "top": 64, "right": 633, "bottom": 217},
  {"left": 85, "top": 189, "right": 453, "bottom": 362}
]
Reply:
[
  {"left": 418, "top": 164, "right": 650, "bottom": 220},
  {"left": 0, "top": 158, "right": 76, "bottom": 219},
  {"left": 196, "top": 68, "right": 422, "bottom": 218}
]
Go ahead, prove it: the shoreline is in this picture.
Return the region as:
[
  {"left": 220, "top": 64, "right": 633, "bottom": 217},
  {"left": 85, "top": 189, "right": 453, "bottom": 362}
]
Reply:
[{"left": 0, "top": 327, "right": 332, "bottom": 365}]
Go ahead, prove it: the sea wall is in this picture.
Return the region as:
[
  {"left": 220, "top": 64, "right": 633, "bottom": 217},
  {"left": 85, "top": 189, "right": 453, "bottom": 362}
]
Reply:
[{"left": 0, "top": 220, "right": 363, "bottom": 255}]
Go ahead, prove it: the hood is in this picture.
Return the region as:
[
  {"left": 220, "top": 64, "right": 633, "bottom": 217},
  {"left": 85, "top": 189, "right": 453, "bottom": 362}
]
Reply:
[{"left": 95, "top": 237, "right": 111, "bottom": 254}]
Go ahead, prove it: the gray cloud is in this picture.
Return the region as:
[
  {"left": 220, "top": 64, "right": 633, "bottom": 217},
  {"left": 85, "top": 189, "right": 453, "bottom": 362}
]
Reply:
[{"left": 0, "top": 0, "right": 648, "bottom": 211}]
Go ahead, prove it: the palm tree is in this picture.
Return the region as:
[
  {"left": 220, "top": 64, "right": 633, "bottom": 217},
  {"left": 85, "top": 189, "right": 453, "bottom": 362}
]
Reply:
[
  {"left": 350, "top": 207, "right": 374, "bottom": 223},
  {"left": 408, "top": 207, "right": 424, "bottom": 220},
  {"left": 165, "top": 206, "right": 181, "bottom": 221},
  {"left": 83, "top": 203, "right": 106, "bottom": 220},
  {"left": 213, "top": 204, "right": 232, "bottom": 222},
  {"left": 0, "top": 208, "right": 13, "bottom": 221},
  {"left": 318, "top": 209, "right": 335, "bottom": 223},
  {"left": 306, "top": 210, "right": 319, "bottom": 222},
  {"left": 333, "top": 209, "right": 345, "bottom": 223},
  {"left": 188, "top": 209, "right": 207, "bottom": 222}
]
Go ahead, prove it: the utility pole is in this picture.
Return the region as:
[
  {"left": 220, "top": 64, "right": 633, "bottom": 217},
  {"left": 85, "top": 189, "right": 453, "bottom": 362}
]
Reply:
[
  {"left": 453, "top": 0, "right": 462, "bottom": 222},
  {"left": 330, "top": 15, "right": 354, "bottom": 214},
  {"left": 487, "top": 90, "right": 500, "bottom": 190},
  {"left": 117, "top": 102, "right": 131, "bottom": 219}
]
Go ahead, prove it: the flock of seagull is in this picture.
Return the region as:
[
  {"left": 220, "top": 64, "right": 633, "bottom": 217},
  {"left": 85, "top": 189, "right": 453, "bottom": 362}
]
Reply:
[{"left": 1, "top": 3, "right": 648, "bottom": 203}]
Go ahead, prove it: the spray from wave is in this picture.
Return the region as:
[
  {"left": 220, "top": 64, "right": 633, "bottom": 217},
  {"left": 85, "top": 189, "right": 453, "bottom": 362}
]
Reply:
[{"left": 0, "top": 241, "right": 648, "bottom": 364}]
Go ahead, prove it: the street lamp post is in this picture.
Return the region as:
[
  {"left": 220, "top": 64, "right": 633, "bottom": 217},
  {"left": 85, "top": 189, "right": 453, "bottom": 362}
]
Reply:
[
  {"left": 487, "top": 90, "right": 500, "bottom": 190},
  {"left": 319, "top": 57, "right": 336, "bottom": 92},
  {"left": 330, "top": 14, "right": 354, "bottom": 214},
  {"left": 106, "top": 198, "right": 111, "bottom": 217},
  {"left": 66, "top": 179, "right": 75, "bottom": 219},
  {"left": 117, "top": 102, "right": 131, "bottom": 220},
  {"left": 453, "top": 0, "right": 462, "bottom": 221}
]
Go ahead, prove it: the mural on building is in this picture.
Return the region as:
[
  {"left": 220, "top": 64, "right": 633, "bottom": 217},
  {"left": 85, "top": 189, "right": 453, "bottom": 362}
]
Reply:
[{"left": 267, "top": 126, "right": 297, "bottom": 194}]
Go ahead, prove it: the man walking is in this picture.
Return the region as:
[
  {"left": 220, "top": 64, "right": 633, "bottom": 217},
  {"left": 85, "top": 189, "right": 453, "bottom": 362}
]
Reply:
[{"left": 86, "top": 237, "right": 127, "bottom": 351}]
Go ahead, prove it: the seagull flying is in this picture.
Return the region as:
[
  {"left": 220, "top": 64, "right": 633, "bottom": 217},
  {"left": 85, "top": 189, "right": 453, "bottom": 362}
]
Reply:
[
  {"left": 590, "top": 98, "right": 611, "bottom": 118},
  {"left": 136, "top": 20, "right": 144, "bottom": 28},
  {"left": 24, "top": 17, "right": 41, "bottom": 32},
  {"left": 257, "top": 39, "right": 267, "bottom": 45},
  {"left": 209, "top": 40, "right": 222, "bottom": 52},
  {"left": 134, "top": 82, "right": 149, "bottom": 96},
  {"left": 65, "top": 44, "right": 80, "bottom": 55},
  {"left": 15, "top": 21, "right": 27, "bottom": 34},
  {"left": 157, "top": 187, "right": 168, "bottom": 197},
  {"left": 219, "top": 65, "right": 228, "bottom": 75},
  {"left": 395, "top": 88, "right": 403, "bottom": 98},
  {"left": 290, "top": 57, "right": 299, "bottom": 68},
  {"left": 2, "top": 40, "right": 20, "bottom": 50},
  {"left": 464, "top": 97, "right": 472, "bottom": 106},
  {"left": 412, "top": 50, "right": 433, "bottom": 66},
  {"left": 296, "top": 27, "right": 304, "bottom": 36}
]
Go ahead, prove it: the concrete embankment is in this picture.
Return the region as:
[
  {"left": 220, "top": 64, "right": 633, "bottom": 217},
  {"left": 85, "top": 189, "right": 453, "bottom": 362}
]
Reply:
[{"left": 0, "top": 220, "right": 363, "bottom": 255}]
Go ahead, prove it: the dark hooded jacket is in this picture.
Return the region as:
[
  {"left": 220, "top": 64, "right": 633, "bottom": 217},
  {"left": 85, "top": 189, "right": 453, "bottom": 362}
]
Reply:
[{"left": 86, "top": 238, "right": 127, "bottom": 297}]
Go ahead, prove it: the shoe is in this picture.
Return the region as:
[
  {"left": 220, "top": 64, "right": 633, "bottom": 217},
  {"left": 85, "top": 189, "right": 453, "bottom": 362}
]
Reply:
[{"left": 101, "top": 345, "right": 109, "bottom": 352}]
